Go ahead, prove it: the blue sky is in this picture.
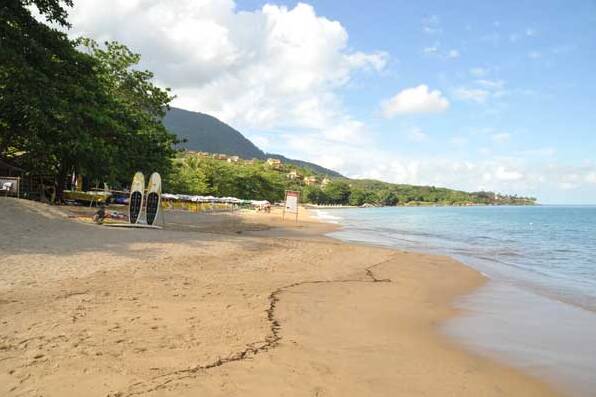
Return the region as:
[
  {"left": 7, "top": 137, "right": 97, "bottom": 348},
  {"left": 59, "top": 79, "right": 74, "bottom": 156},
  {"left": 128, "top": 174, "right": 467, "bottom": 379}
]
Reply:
[{"left": 64, "top": 0, "right": 596, "bottom": 203}]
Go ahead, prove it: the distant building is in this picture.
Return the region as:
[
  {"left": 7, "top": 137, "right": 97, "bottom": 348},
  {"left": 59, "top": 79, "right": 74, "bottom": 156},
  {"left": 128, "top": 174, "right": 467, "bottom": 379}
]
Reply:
[
  {"left": 227, "top": 156, "right": 240, "bottom": 163},
  {"left": 304, "top": 176, "right": 318, "bottom": 186},
  {"left": 266, "top": 158, "right": 282, "bottom": 169},
  {"left": 321, "top": 177, "right": 331, "bottom": 187},
  {"left": 213, "top": 153, "right": 228, "bottom": 160},
  {"left": 287, "top": 170, "right": 302, "bottom": 180}
]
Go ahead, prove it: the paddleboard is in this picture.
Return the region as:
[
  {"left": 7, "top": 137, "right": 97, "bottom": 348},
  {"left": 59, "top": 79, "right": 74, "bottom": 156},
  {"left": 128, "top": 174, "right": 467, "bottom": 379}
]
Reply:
[
  {"left": 146, "top": 172, "right": 161, "bottom": 226},
  {"left": 129, "top": 172, "right": 145, "bottom": 224}
]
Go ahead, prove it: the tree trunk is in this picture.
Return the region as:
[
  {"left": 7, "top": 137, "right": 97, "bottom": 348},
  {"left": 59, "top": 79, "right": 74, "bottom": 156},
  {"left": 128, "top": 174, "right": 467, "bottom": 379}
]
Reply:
[{"left": 54, "top": 166, "right": 68, "bottom": 204}]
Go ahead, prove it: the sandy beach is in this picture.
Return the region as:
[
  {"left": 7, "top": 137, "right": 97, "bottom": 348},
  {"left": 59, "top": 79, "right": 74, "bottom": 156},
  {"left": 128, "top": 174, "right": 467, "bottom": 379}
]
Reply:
[{"left": 0, "top": 197, "right": 559, "bottom": 396}]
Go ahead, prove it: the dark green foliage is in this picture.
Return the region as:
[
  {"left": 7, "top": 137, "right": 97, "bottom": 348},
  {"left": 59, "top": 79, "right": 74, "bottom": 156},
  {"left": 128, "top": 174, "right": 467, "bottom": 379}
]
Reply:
[
  {"left": 78, "top": 39, "right": 177, "bottom": 184},
  {"left": 164, "top": 108, "right": 265, "bottom": 159},
  {"left": 302, "top": 185, "right": 328, "bottom": 204},
  {"left": 266, "top": 154, "right": 343, "bottom": 178},
  {"left": 346, "top": 179, "right": 535, "bottom": 206},
  {"left": 1, "top": 1, "right": 176, "bottom": 200},
  {"left": 167, "top": 153, "right": 537, "bottom": 206},
  {"left": 348, "top": 189, "right": 377, "bottom": 206},
  {"left": 376, "top": 190, "right": 399, "bottom": 206},
  {"left": 323, "top": 180, "right": 351, "bottom": 204},
  {"left": 167, "top": 156, "right": 285, "bottom": 203},
  {"left": 166, "top": 156, "right": 208, "bottom": 195}
]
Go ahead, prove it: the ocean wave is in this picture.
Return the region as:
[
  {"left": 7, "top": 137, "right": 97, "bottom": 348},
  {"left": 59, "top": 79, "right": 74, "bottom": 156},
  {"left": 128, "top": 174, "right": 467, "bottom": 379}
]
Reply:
[{"left": 312, "top": 210, "right": 342, "bottom": 224}]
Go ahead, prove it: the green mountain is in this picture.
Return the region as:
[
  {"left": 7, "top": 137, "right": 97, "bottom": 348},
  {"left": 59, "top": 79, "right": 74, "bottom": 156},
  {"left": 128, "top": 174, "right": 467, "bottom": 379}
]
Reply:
[
  {"left": 163, "top": 107, "right": 342, "bottom": 177},
  {"left": 164, "top": 107, "right": 264, "bottom": 159}
]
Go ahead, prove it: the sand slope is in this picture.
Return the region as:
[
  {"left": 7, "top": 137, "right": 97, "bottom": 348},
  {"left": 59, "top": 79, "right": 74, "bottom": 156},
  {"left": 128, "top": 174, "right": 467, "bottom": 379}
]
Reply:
[{"left": 0, "top": 198, "right": 558, "bottom": 396}]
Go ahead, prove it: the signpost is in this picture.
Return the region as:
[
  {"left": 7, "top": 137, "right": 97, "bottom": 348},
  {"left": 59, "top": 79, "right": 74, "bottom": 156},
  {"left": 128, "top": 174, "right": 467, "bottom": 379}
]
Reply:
[
  {"left": 283, "top": 190, "right": 300, "bottom": 222},
  {"left": 0, "top": 177, "right": 20, "bottom": 198}
]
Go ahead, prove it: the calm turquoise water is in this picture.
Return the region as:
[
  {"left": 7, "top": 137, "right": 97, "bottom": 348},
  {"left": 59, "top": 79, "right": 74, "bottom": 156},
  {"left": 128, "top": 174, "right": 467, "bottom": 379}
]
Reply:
[
  {"left": 315, "top": 206, "right": 596, "bottom": 396},
  {"left": 317, "top": 206, "right": 596, "bottom": 311}
]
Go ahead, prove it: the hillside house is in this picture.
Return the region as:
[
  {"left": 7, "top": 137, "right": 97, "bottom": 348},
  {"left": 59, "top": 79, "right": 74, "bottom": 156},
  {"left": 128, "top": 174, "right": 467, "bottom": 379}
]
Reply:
[
  {"left": 304, "top": 176, "right": 318, "bottom": 186},
  {"left": 266, "top": 158, "right": 282, "bottom": 169},
  {"left": 226, "top": 156, "right": 240, "bottom": 163},
  {"left": 287, "top": 170, "right": 302, "bottom": 180}
]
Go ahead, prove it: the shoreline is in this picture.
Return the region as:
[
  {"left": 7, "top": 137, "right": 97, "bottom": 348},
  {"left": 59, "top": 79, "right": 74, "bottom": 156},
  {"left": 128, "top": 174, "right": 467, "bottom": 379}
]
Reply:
[
  {"left": 0, "top": 198, "right": 558, "bottom": 396},
  {"left": 313, "top": 205, "right": 596, "bottom": 397},
  {"left": 305, "top": 203, "right": 538, "bottom": 209}
]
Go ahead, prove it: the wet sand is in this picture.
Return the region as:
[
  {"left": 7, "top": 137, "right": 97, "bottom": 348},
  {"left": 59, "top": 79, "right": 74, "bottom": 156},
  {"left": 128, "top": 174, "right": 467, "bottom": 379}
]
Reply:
[{"left": 0, "top": 198, "right": 559, "bottom": 396}]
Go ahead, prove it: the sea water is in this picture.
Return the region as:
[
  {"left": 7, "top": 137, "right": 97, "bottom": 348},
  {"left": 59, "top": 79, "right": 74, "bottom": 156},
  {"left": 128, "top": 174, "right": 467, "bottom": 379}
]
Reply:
[{"left": 314, "top": 206, "right": 596, "bottom": 396}]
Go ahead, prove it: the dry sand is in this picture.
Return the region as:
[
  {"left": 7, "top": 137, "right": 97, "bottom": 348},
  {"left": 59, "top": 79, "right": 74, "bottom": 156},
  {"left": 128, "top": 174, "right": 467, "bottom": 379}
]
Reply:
[{"left": 0, "top": 197, "right": 559, "bottom": 396}]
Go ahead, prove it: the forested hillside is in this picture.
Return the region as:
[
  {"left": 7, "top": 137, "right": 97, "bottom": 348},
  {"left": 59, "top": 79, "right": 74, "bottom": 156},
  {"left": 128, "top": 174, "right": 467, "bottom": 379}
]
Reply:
[
  {"left": 167, "top": 152, "right": 537, "bottom": 206},
  {"left": 164, "top": 108, "right": 265, "bottom": 159},
  {"left": 163, "top": 107, "right": 343, "bottom": 177}
]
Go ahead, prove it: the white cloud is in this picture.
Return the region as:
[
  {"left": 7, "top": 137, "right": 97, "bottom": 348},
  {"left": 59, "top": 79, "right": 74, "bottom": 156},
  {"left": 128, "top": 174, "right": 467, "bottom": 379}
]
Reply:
[
  {"left": 251, "top": 136, "right": 271, "bottom": 150},
  {"left": 509, "top": 28, "right": 536, "bottom": 43},
  {"left": 450, "top": 136, "right": 468, "bottom": 146},
  {"left": 491, "top": 132, "right": 511, "bottom": 144},
  {"left": 421, "top": 42, "right": 460, "bottom": 60},
  {"left": 421, "top": 15, "right": 441, "bottom": 35},
  {"left": 64, "top": 0, "right": 387, "bottom": 142},
  {"left": 454, "top": 79, "right": 506, "bottom": 104},
  {"left": 528, "top": 51, "right": 542, "bottom": 59},
  {"left": 469, "top": 67, "right": 488, "bottom": 77},
  {"left": 453, "top": 87, "right": 490, "bottom": 103},
  {"left": 495, "top": 166, "right": 523, "bottom": 181},
  {"left": 264, "top": 130, "right": 596, "bottom": 203},
  {"left": 423, "top": 45, "right": 439, "bottom": 55},
  {"left": 518, "top": 147, "right": 556, "bottom": 157},
  {"left": 475, "top": 79, "right": 504, "bottom": 90},
  {"left": 405, "top": 127, "right": 429, "bottom": 142},
  {"left": 382, "top": 85, "right": 449, "bottom": 117}
]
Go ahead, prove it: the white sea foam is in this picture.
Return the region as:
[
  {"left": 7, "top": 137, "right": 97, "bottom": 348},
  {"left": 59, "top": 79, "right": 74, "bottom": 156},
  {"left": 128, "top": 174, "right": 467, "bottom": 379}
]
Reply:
[{"left": 311, "top": 210, "right": 342, "bottom": 224}]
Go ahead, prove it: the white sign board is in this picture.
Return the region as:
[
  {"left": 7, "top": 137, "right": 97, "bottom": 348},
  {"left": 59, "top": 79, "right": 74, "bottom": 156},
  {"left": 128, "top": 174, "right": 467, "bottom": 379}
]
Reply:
[
  {"left": 285, "top": 191, "right": 299, "bottom": 213},
  {"left": 283, "top": 191, "right": 300, "bottom": 221},
  {"left": 0, "top": 177, "right": 19, "bottom": 197}
]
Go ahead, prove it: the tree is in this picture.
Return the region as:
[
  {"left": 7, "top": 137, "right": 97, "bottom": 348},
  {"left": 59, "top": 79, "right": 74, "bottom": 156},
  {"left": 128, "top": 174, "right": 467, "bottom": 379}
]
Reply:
[
  {"left": 349, "top": 188, "right": 377, "bottom": 206},
  {"left": 1, "top": 1, "right": 117, "bottom": 199},
  {"left": 323, "top": 180, "right": 351, "bottom": 204},
  {"left": 77, "top": 39, "right": 177, "bottom": 186},
  {"left": 167, "top": 156, "right": 208, "bottom": 195},
  {"left": 377, "top": 190, "right": 398, "bottom": 206},
  {"left": 302, "top": 185, "right": 328, "bottom": 204},
  {"left": 1, "top": 0, "right": 177, "bottom": 201}
]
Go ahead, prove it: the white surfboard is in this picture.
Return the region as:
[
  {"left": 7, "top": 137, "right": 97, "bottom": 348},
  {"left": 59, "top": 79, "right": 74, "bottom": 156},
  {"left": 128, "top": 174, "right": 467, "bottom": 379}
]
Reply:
[
  {"left": 129, "top": 172, "right": 145, "bottom": 224},
  {"left": 145, "top": 172, "right": 161, "bottom": 226}
]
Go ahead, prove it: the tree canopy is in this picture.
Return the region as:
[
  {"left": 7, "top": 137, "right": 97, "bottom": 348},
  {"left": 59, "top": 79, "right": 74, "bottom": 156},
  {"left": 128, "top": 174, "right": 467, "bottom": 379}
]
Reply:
[
  {"left": 1, "top": 0, "right": 176, "bottom": 200},
  {"left": 165, "top": 152, "right": 537, "bottom": 206}
]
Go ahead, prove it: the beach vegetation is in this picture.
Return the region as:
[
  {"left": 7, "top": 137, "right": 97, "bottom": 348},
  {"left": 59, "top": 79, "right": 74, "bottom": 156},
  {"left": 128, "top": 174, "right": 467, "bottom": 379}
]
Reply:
[
  {"left": 166, "top": 152, "right": 537, "bottom": 206},
  {"left": 0, "top": 0, "right": 176, "bottom": 201}
]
